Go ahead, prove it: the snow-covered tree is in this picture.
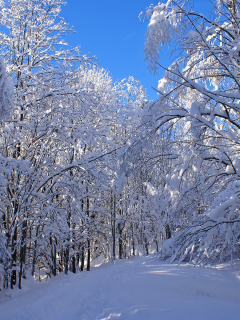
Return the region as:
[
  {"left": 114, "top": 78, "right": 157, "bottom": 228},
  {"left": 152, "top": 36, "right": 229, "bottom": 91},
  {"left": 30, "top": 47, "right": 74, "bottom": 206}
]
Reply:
[
  {"left": 140, "top": 0, "right": 240, "bottom": 264},
  {"left": 0, "top": 0, "right": 157, "bottom": 291},
  {"left": 0, "top": 0, "right": 92, "bottom": 289},
  {"left": 0, "top": 58, "right": 13, "bottom": 289},
  {"left": 0, "top": 59, "right": 13, "bottom": 120}
]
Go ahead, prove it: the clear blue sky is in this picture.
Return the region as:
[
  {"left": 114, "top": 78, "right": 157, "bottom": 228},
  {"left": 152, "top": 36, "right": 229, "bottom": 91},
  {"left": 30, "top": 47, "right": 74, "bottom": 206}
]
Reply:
[{"left": 60, "top": 0, "right": 212, "bottom": 101}]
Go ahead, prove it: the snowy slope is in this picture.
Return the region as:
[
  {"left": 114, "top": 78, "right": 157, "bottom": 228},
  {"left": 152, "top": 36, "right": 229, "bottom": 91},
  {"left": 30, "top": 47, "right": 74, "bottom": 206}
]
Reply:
[{"left": 0, "top": 256, "right": 240, "bottom": 320}]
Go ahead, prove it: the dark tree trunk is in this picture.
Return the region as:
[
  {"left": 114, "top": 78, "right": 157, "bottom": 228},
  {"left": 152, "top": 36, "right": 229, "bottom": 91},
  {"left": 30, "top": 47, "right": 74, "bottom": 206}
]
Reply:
[
  {"left": 87, "top": 196, "right": 91, "bottom": 271},
  {"left": 60, "top": 249, "right": 64, "bottom": 272},
  {"left": 19, "top": 220, "right": 27, "bottom": 289},
  {"left": 32, "top": 239, "right": 37, "bottom": 277},
  {"left": 72, "top": 255, "right": 76, "bottom": 274},
  {"left": 144, "top": 236, "right": 149, "bottom": 255},
  {"left": 112, "top": 193, "right": 116, "bottom": 261},
  {"left": 119, "top": 229, "right": 123, "bottom": 259},
  {"left": 65, "top": 204, "right": 71, "bottom": 275},
  {"left": 32, "top": 226, "right": 40, "bottom": 277},
  {"left": 11, "top": 224, "right": 18, "bottom": 289},
  {"left": 81, "top": 246, "right": 84, "bottom": 271},
  {"left": 165, "top": 224, "right": 171, "bottom": 239},
  {"left": 4, "top": 214, "right": 10, "bottom": 289},
  {"left": 50, "top": 234, "right": 57, "bottom": 276},
  {"left": 87, "top": 239, "right": 91, "bottom": 271},
  {"left": 132, "top": 225, "right": 135, "bottom": 256},
  {"left": 53, "top": 242, "right": 57, "bottom": 276},
  {"left": 76, "top": 248, "right": 80, "bottom": 272},
  {"left": 65, "top": 247, "right": 69, "bottom": 275}
]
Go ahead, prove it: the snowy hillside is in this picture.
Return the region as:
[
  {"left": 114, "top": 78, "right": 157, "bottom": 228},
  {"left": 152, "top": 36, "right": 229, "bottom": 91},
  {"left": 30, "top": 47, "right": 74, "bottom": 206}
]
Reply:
[{"left": 0, "top": 256, "right": 240, "bottom": 320}]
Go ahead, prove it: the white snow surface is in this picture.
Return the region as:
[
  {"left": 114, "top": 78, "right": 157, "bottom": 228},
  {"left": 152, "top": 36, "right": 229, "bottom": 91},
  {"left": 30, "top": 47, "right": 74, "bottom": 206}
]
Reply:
[{"left": 0, "top": 255, "right": 240, "bottom": 320}]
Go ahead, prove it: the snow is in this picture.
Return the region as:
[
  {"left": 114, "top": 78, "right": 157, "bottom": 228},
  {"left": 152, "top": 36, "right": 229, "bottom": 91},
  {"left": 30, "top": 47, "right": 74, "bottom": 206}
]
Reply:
[
  {"left": 209, "top": 196, "right": 237, "bottom": 219},
  {"left": 1, "top": 255, "right": 240, "bottom": 320}
]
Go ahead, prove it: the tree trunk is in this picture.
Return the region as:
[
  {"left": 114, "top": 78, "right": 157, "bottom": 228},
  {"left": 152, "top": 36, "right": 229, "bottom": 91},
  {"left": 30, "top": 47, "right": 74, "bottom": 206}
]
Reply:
[
  {"left": 87, "top": 239, "right": 91, "bottom": 271},
  {"left": 87, "top": 196, "right": 91, "bottom": 271},
  {"left": 72, "top": 255, "right": 76, "bottom": 274},
  {"left": 132, "top": 224, "right": 135, "bottom": 256},
  {"left": 81, "top": 246, "right": 85, "bottom": 271},
  {"left": 112, "top": 193, "right": 116, "bottom": 261},
  {"left": 119, "top": 227, "right": 123, "bottom": 259},
  {"left": 53, "top": 242, "right": 57, "bottom": 276},
  {"left": 11, "top": 224, "right": 17, "bottom": 289},
  {"left": 19, "top": 220, "right": 27, "bottom": 289},
  {"left": 165, "top": 224, "right": 171, "bottom": 239},
  {"left": 32, "top": 226, "right": 40, "bottom": 277},
  {"left": 144, "top": 236, "right": 149, "bottom": 255},
  {"left": 65, "top": 247, "right": 69, "bottom": 275}
]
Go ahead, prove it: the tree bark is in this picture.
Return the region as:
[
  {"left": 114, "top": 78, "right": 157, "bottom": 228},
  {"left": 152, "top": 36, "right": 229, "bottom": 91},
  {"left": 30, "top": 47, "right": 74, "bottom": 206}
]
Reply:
[
  {"left": 87, "top": 195, "right": 91, "bottom": 271},
  {"left": 11, "top": 224, "right": 17, "bottom": 289},
  {"left": 112, "top": 193, "right": 116, "bottom": 261},
  {"left": 19, "top": 220, "right": 27, "bottom": 289},
  {"left": 81, "top": 246, "right": 85, "bottom": 271}
]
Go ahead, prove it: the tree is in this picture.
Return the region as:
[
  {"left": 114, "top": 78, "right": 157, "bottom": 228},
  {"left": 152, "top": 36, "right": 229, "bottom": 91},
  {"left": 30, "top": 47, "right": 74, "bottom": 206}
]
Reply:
[
  {"left": 0, "top": 0, "right": 92, "bottom": 289},
  {"left": 0, "top": 0, "right": 152, "bottom": 290},
  {"left": 0, "top": 58, "right": 13, "bottom": 120},
  {"left": 139, "top": 0, "right": 240, "bottom": 264},
  {"left": 0, "top": 57, "right": 13, "bottom": 290}
]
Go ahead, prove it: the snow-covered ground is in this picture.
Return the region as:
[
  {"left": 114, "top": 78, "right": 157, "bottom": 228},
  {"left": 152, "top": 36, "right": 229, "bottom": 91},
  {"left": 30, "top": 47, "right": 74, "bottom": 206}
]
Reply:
[{"left": 0, "top": 255, "right": 240, "bottom": 320}]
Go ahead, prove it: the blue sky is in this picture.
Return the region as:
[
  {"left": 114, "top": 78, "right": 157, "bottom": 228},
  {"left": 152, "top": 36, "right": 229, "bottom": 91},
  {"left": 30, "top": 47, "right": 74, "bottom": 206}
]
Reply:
[{"left": 60, "top": 0, "right": 212, "bottom": 101}]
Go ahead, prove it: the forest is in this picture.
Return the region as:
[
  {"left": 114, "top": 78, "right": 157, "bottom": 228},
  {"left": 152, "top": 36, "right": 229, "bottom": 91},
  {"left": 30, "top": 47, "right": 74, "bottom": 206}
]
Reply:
[{"left": 0, "top": 0, "right": 240, "bottom": 294}]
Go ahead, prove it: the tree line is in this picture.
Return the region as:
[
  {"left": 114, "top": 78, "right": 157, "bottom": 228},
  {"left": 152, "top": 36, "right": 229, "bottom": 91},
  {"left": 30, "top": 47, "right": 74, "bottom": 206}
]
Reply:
[
  {"left": 0, "top": 0, "right": 164, "bottom": 290},
  {"left": 1, "top": 0, "right": 240, "bottom": 291}
]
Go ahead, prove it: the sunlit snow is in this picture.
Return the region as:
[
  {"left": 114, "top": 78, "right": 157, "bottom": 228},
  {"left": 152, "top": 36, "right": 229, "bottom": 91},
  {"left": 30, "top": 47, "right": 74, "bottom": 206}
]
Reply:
[{"left": 0, "top": 255, "right": 239, "bottom": 320}]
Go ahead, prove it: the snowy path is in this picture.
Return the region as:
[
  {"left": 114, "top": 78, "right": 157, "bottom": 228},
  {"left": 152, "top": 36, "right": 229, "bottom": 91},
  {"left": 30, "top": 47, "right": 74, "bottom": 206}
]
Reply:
[{"left": 0, "top": 256, "right": 240, "bottom": 320}]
